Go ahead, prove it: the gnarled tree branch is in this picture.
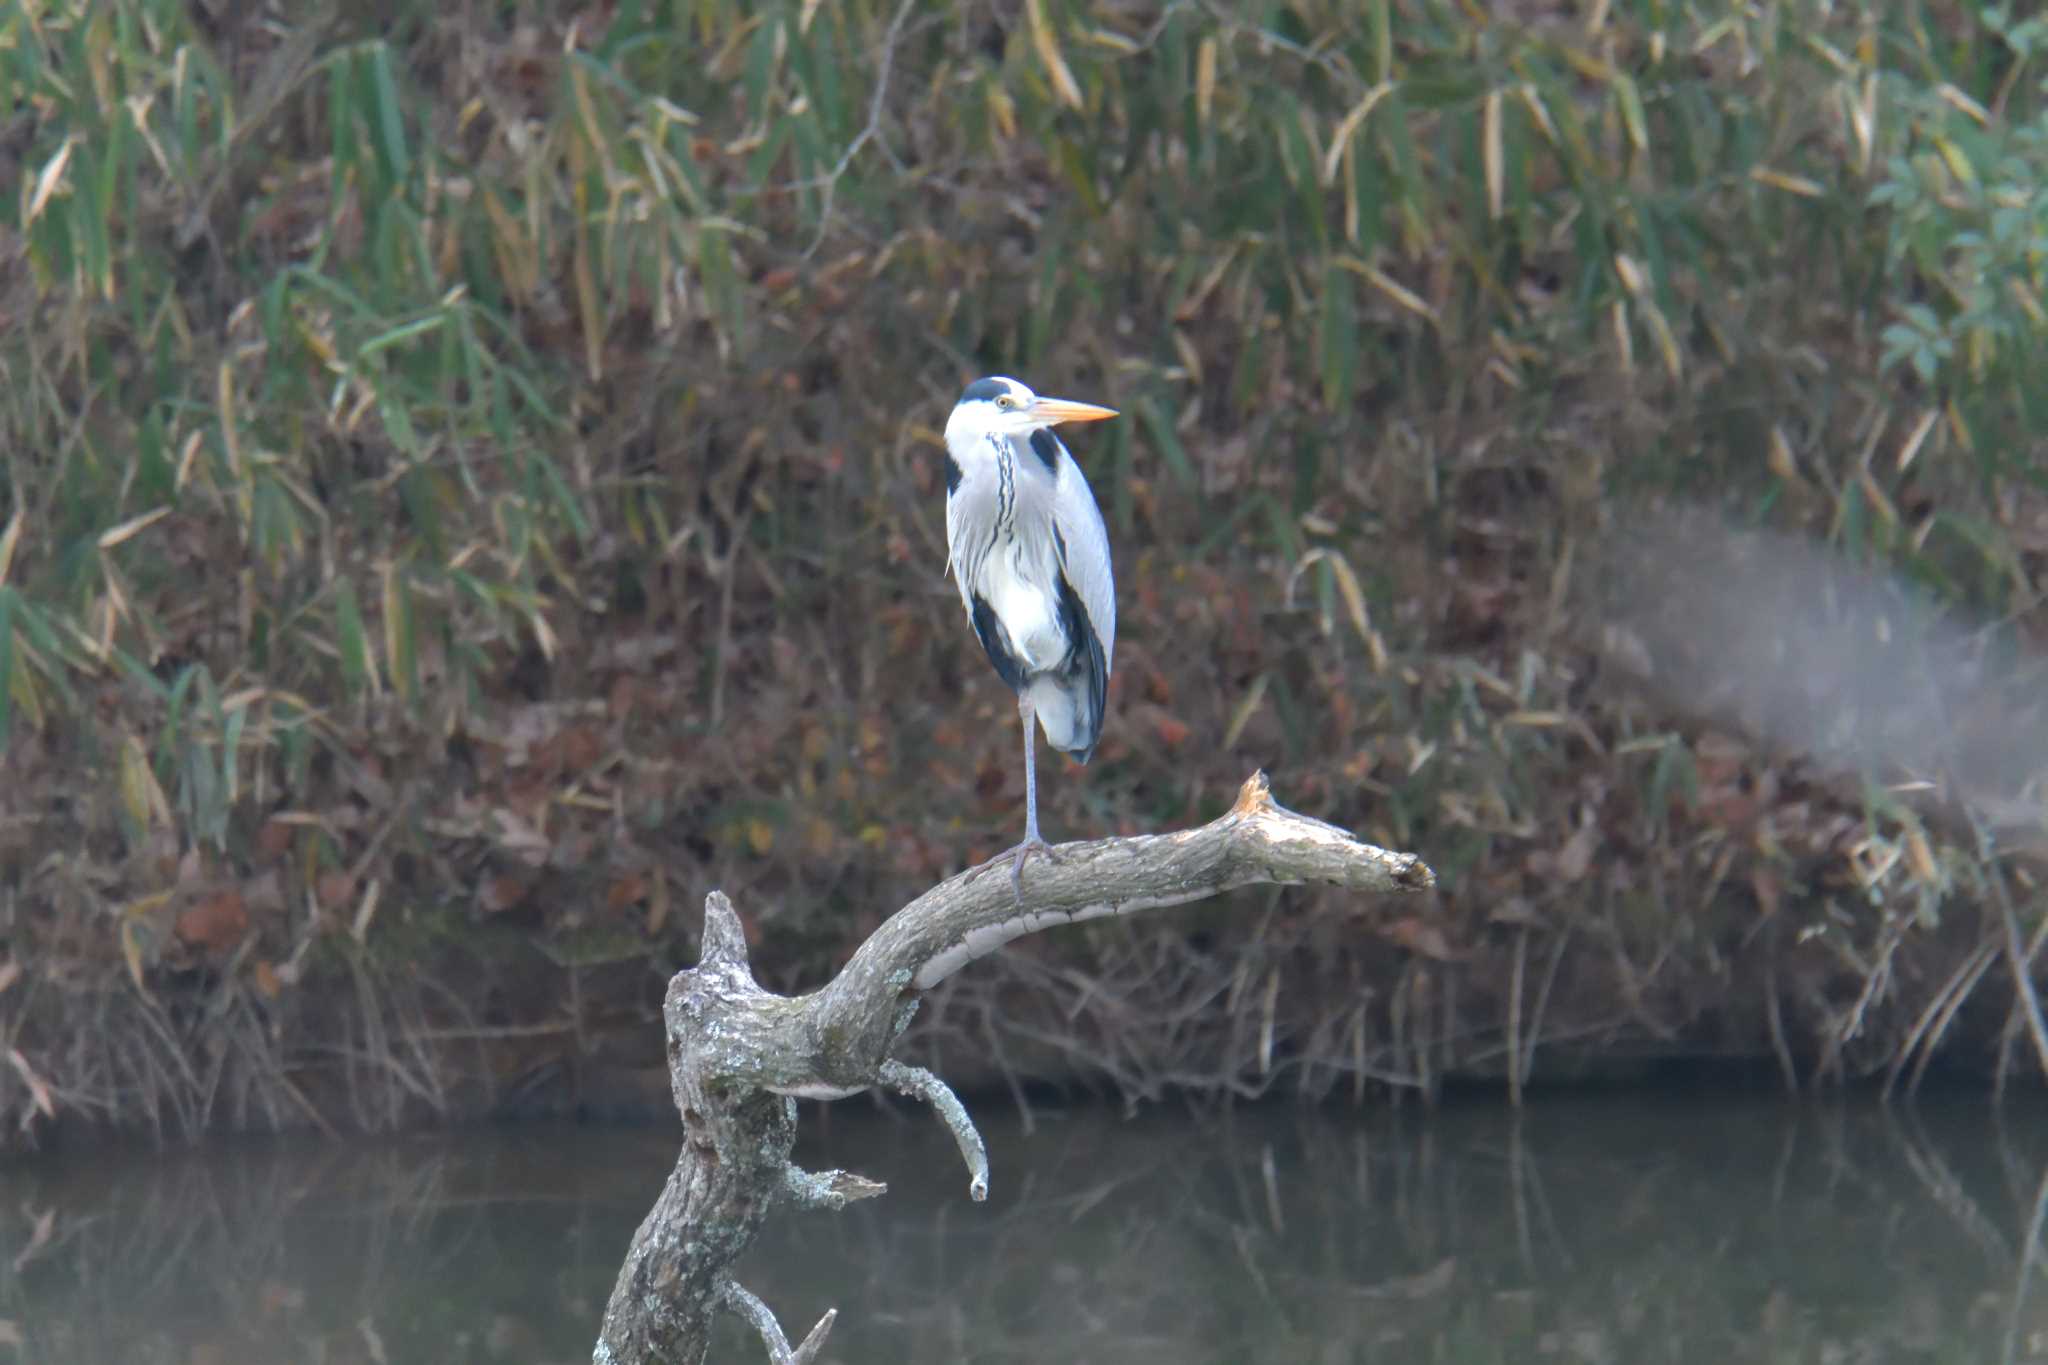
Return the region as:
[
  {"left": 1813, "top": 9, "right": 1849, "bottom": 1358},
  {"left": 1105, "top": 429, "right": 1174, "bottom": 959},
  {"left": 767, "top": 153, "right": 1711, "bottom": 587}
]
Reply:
[{"left": 593, "top": 772, "right": 1434, "bottom": 1364}]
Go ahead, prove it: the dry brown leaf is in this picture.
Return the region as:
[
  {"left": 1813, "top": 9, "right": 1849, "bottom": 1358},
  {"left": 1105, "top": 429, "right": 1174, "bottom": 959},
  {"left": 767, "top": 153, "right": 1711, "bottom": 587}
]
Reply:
[
  {"left": 7, "top": 1049, "right": 56, "bottom": 1121},
  {"left": 1692, "top": 731, "right": 1748, "bottom": 784},
  {"left": 478, "top": 874, "right": 529, "bottom": 915},
  {"left": 258, "top": 1281, "right": 307, "bottom": 1316},
  {"left": 1026, "top": 0, "right": 1084, "bottom": 110},
  {"left": 607, "top": 673, "right": 642, "bottom": 720},
  {"left": 119, "top": 917, "right": 154, "bottom": 999},
  {"left": 1904, "top": 826, "right": 1939, "bottom": 885},
  {"left": 8, "top": 1206, "right": 52, "bottom": 1273},
  {"left": 1556, "top": 822, "right": 1599, "bottom": 883},
  {"left": 350, "top": 879, "right": 382, "bottom": 945},
  {"left": 118, "top": 734, "right": 171, "bottom": 831},
  {"left": 316, "top": 871, "right": 356, "bottom": 909},
  {"left": 174, "top": 890, "right": 248, "bottom": 955},
  {"left": 1488, "top": 897, "right": 1545, "bottom": 927},
  {"left": 645, "top": 868, "right": 671, "bottom": 937},
  {"left": 25, "top": 135, "right": 74, "bottom": 225},
  {"left": 1359, "top": 1256, "right": 1457, "bottom": 1300},
  {"left": 559, "top": 724, "right": 604, "bottom": 773},
  {"left": 1483, "top": 88, "right": 1503, "bottom": 219},
  {"left": 1750, "top": 868, "right": 1782, "bottom": 918},
  {"left": 257, "top": 817, "right": 296, "bottom": 858},
  {"left": 96, "top": 505, "right": 172, "bottom": 550},
  {"left": 1386, "top": 916, "right": 1456, "bottom": 961},
  {"left": 491, "top": 805, "right": 552, "bottom": 862},
  {"left": 606, "top": 873, "right": 648, "bottom": 911},
  {"left": 243, "top": 869, "right": 287, "bottom": 916}
]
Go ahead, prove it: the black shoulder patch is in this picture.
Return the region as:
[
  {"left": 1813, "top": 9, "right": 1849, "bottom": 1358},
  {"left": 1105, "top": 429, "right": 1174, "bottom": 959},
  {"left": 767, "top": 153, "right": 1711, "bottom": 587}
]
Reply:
[
  {"left": 969, "top": 594, "right": 1026, "bottom": 693},
  {"left": 1027, "top": 427, "right": 1063, "bottom": 474},
  {"left": 944, "top": 453, "right": 962, "bottom": 495},
  {"left": 959, "top": 378, "right": 1010, "bottom": 404}
]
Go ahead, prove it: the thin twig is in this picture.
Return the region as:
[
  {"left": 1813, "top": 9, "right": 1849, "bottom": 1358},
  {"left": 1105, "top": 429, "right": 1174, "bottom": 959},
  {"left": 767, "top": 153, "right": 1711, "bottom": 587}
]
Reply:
[
  {"left": 1765, "top": 953, "right": 1799, "bottom": 1095},
  {"left": 1521, "top": 921, "right": 1568, "bottom": 1086},
  {"left": 1990, "top": 856, "right": 2048, "bottom": 1083},
  {"left": 718, "top": 1278, "right": 836, "bottom": 1365},
  {"left": 879, "top": 1058, "right": 989, "bottom": 1201},
  {"left": 1884, "top": 940, "right": 1997, "bottom": 1100},
  {"left": 803, "top": 0, "right": 919, "bottom": 259},
  {"left": 1507, "top": 927, "right": 1526, "bottom": 1107},
  {"left": 2004, "top": 1160, "right": 2048, "bottom": 1365},
  {"left": 1816, "top": 914, "right": 1908, "bottom": 1083}
]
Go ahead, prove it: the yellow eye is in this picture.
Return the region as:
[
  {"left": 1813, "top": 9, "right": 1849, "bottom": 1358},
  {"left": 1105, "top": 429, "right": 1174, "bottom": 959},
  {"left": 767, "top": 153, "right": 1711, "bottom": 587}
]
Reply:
[{"left": 996, "top": 395, "right": 1015, "bottom": 408}]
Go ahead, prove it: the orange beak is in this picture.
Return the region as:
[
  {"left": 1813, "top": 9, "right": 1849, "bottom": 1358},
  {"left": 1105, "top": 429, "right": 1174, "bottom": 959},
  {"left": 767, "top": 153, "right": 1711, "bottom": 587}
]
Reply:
[{"left": 1028, "top": 397, "right": 1118, "bottom": 425}]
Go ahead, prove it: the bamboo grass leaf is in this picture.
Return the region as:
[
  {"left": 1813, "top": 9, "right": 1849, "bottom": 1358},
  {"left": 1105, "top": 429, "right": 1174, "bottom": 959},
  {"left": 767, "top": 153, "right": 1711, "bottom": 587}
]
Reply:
[
  {"left": 334, "top": 579, "right": 374, "bottom": 699},
  {"left": 365, "top": 43, "right": 412, "bottom": 192},
  {"left": 382, "top": 561, "right": 417, "bottom": 703},
  {"left": 1134, "top": 396, "right": 1197, "bottom": 493},
  {"left": 1027, "top": 0, "right": 1085, "bottom": 111},
  {"left": 0, "top": 589, "right": 14, "bottom": 745}
]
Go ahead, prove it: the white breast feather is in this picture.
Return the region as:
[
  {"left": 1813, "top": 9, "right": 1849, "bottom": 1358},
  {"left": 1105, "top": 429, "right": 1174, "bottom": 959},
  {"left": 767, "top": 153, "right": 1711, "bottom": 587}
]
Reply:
[{"left": 987, "top": 546, "right": 1063, "bottom": 672}]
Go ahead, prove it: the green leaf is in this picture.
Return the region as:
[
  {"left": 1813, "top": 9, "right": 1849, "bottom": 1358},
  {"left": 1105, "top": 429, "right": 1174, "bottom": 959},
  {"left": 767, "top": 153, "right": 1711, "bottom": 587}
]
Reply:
[
  {"left": 335, "top": 579, "right": 371, "bottom": 697},
  {"left": 385, "top": 565, "right": 419, "bottom": 703},
  {"left": 359, "top": 310, "right": 449, "bottom": 359},
  {"left": 0, "top": 588, "right": 15, "bottom": 747},
  {"left": 1318, "top": 263, "right": 1358, "bottom": 410},
  {"left": 1135, "top": 396, "right": 1198, "bottom": 493},
  {"left": 1647, "top": 736, "right": 1698, "bottom": 831},
  {"left": 365, "top": 42, "right": 412, "bottom": 191}
]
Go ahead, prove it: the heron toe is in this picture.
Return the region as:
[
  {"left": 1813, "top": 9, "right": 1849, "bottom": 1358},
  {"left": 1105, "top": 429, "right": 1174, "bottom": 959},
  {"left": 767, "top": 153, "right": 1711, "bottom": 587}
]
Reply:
[{"left": 970, "top": 835, "right": 1060, "bottom": 903}]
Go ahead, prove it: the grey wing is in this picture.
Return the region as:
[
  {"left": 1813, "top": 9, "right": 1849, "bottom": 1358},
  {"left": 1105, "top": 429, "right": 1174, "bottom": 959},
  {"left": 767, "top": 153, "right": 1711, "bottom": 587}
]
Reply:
[{"left": 1051, "top": 455, "right": 1116, "bottom": 672}]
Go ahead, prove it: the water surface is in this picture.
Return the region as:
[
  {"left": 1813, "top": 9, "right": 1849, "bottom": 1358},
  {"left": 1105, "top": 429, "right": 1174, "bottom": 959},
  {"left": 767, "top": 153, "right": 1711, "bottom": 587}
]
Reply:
[{"left": 7, "top": 1094, "right": 2047, "bottom": 1362}]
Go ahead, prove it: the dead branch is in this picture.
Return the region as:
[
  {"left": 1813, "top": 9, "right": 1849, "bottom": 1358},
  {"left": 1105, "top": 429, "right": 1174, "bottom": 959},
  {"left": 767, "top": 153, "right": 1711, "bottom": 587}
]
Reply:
[{"left": 591, "top": 772, "right": 1434, "bottom": 1365}]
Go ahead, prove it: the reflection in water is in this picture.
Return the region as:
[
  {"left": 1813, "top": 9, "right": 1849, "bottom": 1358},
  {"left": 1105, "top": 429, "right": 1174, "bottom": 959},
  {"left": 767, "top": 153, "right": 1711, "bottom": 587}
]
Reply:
[{"left": 6, "top": 1096, "right": 2048, "bottom": 1363}]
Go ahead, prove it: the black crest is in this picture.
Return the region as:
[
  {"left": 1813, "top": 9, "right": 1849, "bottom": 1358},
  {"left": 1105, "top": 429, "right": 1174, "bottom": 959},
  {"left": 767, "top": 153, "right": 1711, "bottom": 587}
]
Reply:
[{"left": 959, "top": 377, "right": 1013, "bottom": 405}]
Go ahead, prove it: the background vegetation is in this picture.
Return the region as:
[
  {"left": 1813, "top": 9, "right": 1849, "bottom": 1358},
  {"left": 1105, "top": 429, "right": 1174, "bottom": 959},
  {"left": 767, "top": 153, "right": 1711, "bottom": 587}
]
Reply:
[{"left": 4, "top": 0, "right": 2048, "bottom": 1147}]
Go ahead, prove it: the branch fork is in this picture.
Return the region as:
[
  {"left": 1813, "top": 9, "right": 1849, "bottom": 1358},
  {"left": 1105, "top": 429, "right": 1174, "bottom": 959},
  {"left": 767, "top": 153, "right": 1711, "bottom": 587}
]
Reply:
[{"left": 594, "top": 772, "right": 1434, "bottom": 1363}]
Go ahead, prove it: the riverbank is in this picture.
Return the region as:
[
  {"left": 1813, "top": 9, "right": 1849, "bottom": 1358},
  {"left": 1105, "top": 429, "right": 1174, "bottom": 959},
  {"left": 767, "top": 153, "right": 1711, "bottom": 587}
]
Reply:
[{"left": 5, "top": 1, "right": 2048, "bottom": 1150}]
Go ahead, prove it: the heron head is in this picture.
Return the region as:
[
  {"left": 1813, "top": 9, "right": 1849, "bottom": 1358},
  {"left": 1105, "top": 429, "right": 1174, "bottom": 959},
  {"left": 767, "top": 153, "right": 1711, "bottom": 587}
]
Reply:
[{"left": 945, "top": 376, "right": 1118, "bottom": 442}]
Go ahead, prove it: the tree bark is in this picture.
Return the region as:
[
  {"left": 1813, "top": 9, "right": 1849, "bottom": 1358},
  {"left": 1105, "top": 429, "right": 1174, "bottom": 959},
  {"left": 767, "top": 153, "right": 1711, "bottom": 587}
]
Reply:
[{"left": 593, "top": 772, "right": 1434, "bottom": 1364}]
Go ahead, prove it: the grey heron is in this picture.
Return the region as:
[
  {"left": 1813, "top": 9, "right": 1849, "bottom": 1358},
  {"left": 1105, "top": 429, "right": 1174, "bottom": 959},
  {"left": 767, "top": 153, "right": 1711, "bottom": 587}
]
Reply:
[{"left": 941, "top": 376, "right": 1118, "bottom": 895}]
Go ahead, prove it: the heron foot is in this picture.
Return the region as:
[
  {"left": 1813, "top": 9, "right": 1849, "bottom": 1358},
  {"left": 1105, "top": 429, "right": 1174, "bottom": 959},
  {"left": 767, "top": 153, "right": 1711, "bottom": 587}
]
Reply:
[{"left": 978, "top": 835, "right": 1058, "bottom": 903}]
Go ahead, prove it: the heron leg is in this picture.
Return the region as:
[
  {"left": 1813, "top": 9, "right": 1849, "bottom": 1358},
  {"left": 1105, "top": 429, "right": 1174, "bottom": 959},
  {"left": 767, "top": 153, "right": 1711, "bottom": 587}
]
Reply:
[
  {"left": 1020, "top": 691, "right": 1041, "bottom": 845},
  {"left": 1003, "top": 692, "right": 1056, "bottom": 899}
]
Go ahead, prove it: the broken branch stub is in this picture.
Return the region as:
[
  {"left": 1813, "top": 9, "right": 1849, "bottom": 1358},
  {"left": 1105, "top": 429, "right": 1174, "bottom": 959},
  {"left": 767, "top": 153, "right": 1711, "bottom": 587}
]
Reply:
[{"left": 594, "top": 772, "right": 1434, "bottom": 1365}]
